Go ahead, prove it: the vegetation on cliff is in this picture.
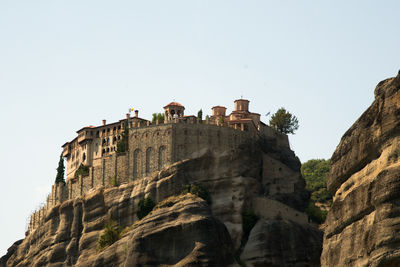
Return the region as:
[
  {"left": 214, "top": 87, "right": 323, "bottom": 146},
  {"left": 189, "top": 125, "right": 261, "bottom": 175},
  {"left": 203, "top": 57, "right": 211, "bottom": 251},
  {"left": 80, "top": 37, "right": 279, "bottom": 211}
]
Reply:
[
  {"left": 301, "top": 159, "right": 331, "bottom": 223},
  {"left": 55, "top": 153, "right": 65, "bottom": 184},
  {"left": 181, "top": 184, "right": 211, "bottom": 205},
  {"left": 74, "top": 163, "right": 89, "bottom": 178},
  {"left": 151, "top": 113, "right": 165, "bottom": 123},
  {"left": 136, "top": 197, "right": 156, "bottom": 219},
  {"left": 197, "top": 109, "right": 203, "bottom": 122},
  {"left": 301, "top": 159, "right": 331, "bottom": 205},
  {"left": 116, "top": 122, "right": 129, "bottom": 153},
  {"left": 97, "top": 220, "right": 122, "bottom": 251},
  {"left": 269, "top": 107, "right": 299, "bottom": 134}
]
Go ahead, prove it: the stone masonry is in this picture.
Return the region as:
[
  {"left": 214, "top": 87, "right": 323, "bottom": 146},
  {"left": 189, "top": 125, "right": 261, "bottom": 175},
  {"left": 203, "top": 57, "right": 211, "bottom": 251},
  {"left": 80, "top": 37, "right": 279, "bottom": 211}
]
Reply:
[{"left": 27, "top": 99, "right": 289, "bottom": 234}]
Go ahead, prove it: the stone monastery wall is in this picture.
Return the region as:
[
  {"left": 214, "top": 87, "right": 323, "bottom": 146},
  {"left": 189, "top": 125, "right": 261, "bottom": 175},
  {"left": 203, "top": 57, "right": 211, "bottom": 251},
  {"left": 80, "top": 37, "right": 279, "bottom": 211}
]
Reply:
[{"left": 27, "top": 120, "right": 289, "bottom": 234}]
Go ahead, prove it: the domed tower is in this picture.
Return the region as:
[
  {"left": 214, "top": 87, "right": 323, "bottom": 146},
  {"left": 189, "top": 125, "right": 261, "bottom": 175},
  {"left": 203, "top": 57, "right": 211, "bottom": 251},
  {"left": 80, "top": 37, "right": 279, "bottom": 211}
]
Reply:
[
  {"left": 212, "top": 106, "right": 227, "bottom": 117},
  {"left": 163, "top": 102, "right": 185, "bottom": 122},
  {"left": 234, "top": 99, "right": 249, "bottom": 112}
]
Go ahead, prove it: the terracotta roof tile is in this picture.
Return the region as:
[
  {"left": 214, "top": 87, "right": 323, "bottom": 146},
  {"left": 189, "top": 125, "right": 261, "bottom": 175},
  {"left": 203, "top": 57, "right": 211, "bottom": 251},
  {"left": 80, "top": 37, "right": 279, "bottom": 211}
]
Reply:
[{"left": 164, "top": 102, "right": 184, "bottom": 108}]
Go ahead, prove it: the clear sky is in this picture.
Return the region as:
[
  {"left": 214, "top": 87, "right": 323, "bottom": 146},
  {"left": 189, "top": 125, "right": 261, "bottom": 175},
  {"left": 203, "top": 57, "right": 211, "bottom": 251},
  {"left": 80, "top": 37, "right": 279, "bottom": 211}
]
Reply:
[{"left": 0, "top": 0, "right": 399, "bottom": 256}]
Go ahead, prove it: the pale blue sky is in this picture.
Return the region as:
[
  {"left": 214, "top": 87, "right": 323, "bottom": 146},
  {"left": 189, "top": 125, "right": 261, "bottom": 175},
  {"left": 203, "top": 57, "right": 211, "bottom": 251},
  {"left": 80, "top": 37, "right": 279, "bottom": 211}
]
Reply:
[{"left": 1, "top": 0, "right": 399, "bottom": 256}]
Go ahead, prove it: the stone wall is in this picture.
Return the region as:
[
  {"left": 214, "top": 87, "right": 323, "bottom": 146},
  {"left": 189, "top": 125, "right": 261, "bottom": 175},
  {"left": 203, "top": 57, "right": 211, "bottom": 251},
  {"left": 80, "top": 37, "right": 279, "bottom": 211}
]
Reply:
[
  {"left": 27, "top": 121, "right": 288, "bottom": 234},
  {"left": 172, "top": 123, "right": 256, "bottom": 162}
]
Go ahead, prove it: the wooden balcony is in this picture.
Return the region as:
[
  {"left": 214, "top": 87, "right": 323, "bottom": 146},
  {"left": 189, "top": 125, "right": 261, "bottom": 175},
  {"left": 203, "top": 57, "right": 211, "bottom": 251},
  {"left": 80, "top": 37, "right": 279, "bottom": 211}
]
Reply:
[{"left": 78, "top": 132, "right": 93, "bottom": 143}]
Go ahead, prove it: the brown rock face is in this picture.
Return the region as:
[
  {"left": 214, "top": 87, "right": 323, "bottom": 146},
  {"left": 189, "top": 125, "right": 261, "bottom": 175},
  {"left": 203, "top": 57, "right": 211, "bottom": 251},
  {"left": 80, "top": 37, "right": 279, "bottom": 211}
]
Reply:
[
  {"left": 241, "top": 219, "right": 322, "bottom": 267},
  {"left": 3, "top": 136, "right": 321, "bottom": 266},
  {"left": 322, "top": 71, "right": 400, "bottom": 267}
]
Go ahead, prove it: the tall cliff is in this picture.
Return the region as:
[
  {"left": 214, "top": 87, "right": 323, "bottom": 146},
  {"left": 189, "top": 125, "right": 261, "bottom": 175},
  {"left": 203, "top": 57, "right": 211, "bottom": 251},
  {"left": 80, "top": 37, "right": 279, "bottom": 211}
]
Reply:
[
  {"left": 2, "top": 136, "right": 322, "bottom": 266},
  {"left": 322, "top": 71, "right": 400, "bottom": 266}
]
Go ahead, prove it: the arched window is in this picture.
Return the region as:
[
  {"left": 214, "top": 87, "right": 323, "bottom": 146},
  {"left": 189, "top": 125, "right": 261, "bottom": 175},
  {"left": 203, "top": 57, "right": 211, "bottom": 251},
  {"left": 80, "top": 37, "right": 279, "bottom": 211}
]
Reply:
[
  {"left": 146, "top": 147, "right": 153, "bottom": 174},
  {"left": 133, "top": 149, "right": 140, "bottom": 179},
  {"left": 158, "top": 146, "right": 166, "bottom": 170}
]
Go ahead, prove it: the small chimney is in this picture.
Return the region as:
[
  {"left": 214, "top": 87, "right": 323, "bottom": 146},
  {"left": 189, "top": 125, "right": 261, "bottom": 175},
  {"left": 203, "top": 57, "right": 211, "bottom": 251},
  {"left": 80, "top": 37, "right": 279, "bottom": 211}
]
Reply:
[
  {"left": 126, "top": 113, "right": 130, "bottom": 119},
  {"left": 102, "top": 119, "right": 106, "bottom": 126},
  {"left": 134, "top": 110, "right": 139, "bottom": 118}
]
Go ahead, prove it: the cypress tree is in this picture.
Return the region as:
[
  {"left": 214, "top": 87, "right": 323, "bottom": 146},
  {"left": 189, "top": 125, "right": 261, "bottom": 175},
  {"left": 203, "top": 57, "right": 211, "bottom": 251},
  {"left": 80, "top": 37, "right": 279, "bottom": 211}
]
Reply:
[{"left": 55, "top": 153, "right": 65, "bottom": 184}]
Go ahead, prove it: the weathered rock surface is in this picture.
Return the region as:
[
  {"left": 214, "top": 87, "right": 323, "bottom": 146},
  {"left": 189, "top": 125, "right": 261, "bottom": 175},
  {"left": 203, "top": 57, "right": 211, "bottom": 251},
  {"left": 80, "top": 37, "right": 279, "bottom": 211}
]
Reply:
[
  {"left": 3, "top": 137, "right": 322, "bottom": 266},
  {"left": 322, "top": 71, "right": 400, "bottom": 266},
  {"left": 241, "top": 219, "right": 322, "bottom": 267}
]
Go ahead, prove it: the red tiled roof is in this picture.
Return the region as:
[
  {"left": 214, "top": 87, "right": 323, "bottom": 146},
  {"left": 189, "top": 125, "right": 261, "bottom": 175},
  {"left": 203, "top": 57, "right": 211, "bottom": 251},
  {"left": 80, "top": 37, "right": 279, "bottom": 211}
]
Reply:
[
  {"left": 212, "top": 105, "right": 227, "bottom": 109},
  {"left": 164, "top": 102, "right": 184, "bottom": 108}
]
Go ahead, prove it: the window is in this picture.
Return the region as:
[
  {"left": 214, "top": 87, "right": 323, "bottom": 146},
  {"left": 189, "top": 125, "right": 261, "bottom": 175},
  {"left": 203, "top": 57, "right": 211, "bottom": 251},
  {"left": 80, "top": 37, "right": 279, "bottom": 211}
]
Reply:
[
  {"left": 158, "top": 146, "right": 166, "bottom": 170},
  {"left": 133, "top": 149, "right": 140, "bottom": 178},
  {"left": 146, "top": 147, "right": 153, "bottom": 174}
]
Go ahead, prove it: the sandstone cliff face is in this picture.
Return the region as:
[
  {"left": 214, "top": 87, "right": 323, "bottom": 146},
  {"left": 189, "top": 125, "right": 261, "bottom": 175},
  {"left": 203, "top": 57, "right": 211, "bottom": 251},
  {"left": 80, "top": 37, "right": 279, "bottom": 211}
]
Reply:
[
  {"left": 3, "top": 137, "right": 322, "bottom": 266},
  {"left": 241, "top": 219, "right": 322, "bottom": 267},
  {"left": 322, "top": 71, "right": 400, "bottom": 266}
]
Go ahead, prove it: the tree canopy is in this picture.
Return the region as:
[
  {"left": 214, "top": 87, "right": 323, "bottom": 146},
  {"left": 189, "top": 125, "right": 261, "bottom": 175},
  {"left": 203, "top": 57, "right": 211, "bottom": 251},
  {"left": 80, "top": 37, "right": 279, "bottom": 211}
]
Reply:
[
  {"left": 116, "top": 122, "right": 129, "bottom": 153},
  {"left": 55, "top": 153, "right": 65, "bottom": 184},
  {"left": 301, "top": 159, "right": 331, "bottom": 223},
  {"left": 269, "top": 107, "right": 299, "bottom": 134},
  {"left": 152, "top": 113, "right": 165, "bottom": 123},
  {"left": 197, "top": 109, "right": 203, "bottom": 121}
]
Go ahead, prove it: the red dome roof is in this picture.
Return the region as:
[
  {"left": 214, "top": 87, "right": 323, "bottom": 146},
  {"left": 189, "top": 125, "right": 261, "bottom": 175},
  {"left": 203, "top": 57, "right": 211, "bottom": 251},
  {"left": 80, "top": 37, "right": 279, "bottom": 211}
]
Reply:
[{"left": 164, "top": 102, "right": 184, "bottom": 108}]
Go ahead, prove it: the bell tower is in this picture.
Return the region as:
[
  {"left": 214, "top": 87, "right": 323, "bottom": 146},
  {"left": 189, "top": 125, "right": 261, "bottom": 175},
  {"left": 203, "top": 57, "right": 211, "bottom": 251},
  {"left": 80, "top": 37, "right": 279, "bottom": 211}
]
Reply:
[{"left": 163, "top": 102, "right": 185, "bottom": 122}]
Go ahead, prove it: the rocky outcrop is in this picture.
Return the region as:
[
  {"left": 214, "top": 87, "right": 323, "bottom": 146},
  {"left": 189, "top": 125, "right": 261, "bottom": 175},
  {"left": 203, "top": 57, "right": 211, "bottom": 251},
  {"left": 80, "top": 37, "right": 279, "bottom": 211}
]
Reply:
[
  {"left": 241, "top": 219, "right": 322, "bottom": 267},
  {"left": 322, "top": 71, "right": 400, "bottom": 266},
  {"left": 0, "top": 240, "right": 22, "bottom": 267},
  {"left": 3, "top": 136, "right": 322, "bottom": 266}
]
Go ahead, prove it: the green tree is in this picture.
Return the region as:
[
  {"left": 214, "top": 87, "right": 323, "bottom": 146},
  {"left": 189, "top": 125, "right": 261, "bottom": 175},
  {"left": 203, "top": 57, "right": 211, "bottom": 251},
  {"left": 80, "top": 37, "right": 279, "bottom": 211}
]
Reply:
[
  {"left": 301, "top": 159, "right": 332, "bottom": 204},
  {"left": 197, "top": 109, "right": 203, "bottom": 122},
  {"left": 152, "top": 113, "right": 165, "bottom": 123},
  {"left": 301, "top": 159, "right": 332, "bottom": 223},
  {"left": 305, "top": 202, "right": 327, "bottom": 224},
  {"left": 157, "top": 113, "right": 165, "bottom": 122},
  {"left": 74, "top": 164, "right": 89, "bottom": 178},
  {"left": 182, "top": 184, "right": 211, "bottom": 205},
  {"left": 97, "top": 220, "right": 122, "bottom": 250},
  {"left": 269, "top": 107, "right": 299, "bottom": 134},
  {"left": 55, "top": 153, "right": 65, "bottom": 184},
  {"left": 152, "top": 113, "right": 157, "bottom": 123},
  {"left": 117, "top": 122, "right": 129, "bottom": 153}
]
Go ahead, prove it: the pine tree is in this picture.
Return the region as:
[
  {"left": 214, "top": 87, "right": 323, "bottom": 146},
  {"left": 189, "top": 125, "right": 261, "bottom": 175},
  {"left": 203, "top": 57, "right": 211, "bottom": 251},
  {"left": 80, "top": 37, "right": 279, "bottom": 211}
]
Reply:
[
  {"left": 117, "top": 122, "right": 129, "bottom": 153},
  {"left": 197, "top": 109, "right": 203, "bottom": 122},
  {"left": 269, "top": 107, "right": 299, "bottom": 134},
  {"left": 55, "top": 153, "right": 65, "bottom": 184}
]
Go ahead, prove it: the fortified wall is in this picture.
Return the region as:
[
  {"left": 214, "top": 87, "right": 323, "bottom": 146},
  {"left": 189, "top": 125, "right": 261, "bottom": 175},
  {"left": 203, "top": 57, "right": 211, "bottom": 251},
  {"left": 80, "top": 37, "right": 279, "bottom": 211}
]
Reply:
[{"left": 27, "top": 99, "right": 289, "bottom": 234}]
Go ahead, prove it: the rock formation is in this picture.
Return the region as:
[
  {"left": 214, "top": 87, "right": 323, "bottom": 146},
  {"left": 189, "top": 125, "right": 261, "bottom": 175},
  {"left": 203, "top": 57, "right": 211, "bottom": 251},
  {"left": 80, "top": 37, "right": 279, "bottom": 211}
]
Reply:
[
  {"left": 322, "top": 71, "right": 400, "bottom": 266},
  {"left": 2, "top": 135, "right": 322, "bottom": 266}
]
